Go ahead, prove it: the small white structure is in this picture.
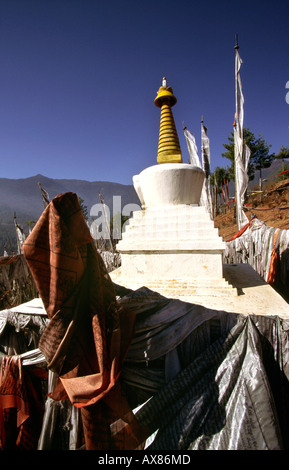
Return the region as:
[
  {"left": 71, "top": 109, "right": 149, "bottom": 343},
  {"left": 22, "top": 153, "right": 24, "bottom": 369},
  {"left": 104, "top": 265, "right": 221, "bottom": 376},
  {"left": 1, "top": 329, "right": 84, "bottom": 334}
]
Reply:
[
  {"left": 116, "top": 162, "right": 226, "bottom": 280},
  {"left": 111, "top": 79, "right": 235, "bottom": 300},
  {"left": 111, "top": 162, "right": 234, "bottom": 299}
]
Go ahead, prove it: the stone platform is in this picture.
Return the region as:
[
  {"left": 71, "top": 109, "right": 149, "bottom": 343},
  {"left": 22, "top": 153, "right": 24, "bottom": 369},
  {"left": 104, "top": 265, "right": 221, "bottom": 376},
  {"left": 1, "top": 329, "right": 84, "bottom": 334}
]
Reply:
[{"left": 110, "top": 263, "right": 289, "bottom": 318}]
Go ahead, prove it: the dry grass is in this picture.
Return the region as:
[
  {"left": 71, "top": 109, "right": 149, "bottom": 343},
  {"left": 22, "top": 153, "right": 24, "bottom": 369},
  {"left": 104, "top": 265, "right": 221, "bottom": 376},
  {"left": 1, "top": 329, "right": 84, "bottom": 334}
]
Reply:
[{"left": 214, "top": 178, "right": 289, "bottom": 240}]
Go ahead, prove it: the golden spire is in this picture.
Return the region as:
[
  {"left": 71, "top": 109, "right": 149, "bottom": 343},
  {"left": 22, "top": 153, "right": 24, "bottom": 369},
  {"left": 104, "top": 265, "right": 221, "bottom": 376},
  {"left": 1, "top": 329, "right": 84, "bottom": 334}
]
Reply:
[{"left": 154, "top": 77, "right": 182, "bottom": 164}]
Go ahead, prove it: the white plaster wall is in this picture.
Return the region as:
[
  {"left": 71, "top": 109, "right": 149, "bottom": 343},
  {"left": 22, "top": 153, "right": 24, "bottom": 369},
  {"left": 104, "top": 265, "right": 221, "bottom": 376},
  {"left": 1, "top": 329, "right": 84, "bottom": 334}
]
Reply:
[
  {"left": 120, "top": 250, "right": 224, "bottom": 281},
  {"left": 133, "top": 163, "right": 205, "bottom": 208}
]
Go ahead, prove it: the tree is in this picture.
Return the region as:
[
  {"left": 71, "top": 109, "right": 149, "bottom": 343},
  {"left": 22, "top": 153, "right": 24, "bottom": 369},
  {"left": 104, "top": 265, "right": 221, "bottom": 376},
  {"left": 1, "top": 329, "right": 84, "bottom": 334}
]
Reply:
[
  {"left": 211, "top": 166, "right": 231, "bottom": 213},
  {"left": 275, "top": 146, "right": 289, "bottom": 179},
  {"left": 222, "top": 127, "right": 274, "bottom": 186},
  {"left": 78, "top": 197, "right": 88, "bottom": 222},
  {"left": 110, "top": 212, "right": 129, "bottom": 241}
]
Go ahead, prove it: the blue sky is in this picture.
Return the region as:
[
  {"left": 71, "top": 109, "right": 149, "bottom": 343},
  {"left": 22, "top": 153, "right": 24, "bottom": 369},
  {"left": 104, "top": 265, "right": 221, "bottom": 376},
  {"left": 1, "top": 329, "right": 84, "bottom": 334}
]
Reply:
[{"left": 0, "top": 0, "right": 288, "bottom": 185}]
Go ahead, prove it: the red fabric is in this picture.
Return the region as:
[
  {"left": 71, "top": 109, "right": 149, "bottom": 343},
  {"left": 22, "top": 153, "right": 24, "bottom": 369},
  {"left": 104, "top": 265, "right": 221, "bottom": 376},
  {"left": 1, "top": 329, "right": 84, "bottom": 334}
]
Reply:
[
  {"left": 23, "top": 192, "right": 147, "bottom": 449},
  {"left": 0, "top": 356, "right": 45, "bottom": 449},
  {"left": 267, "top": 229, "right": 281, "bottom": 285},
  {"left": 225, "top": 216, "right": 257, "bottom": 242},
  {"left": 0, "top": 255, "right": 22, "bottom": 266}
]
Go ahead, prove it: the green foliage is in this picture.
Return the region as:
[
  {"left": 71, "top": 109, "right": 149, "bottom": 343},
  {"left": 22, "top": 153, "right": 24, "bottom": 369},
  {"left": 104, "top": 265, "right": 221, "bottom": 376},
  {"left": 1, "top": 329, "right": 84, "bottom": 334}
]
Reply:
[
  {"left": 275, "top": 146, "right": 289, "bottom": 180},
  {"left": 275, "top": 146, "right": 289, "bottom": 160},
  {"left": 211, "top": 166, "right": 231, "bottom": 191},
  {"left": 110, "top": 212, "right": 129, "bottom": 239},
  {"left": 222, "top": 127, "right": 274, "bottom": 181},
  {"left": 78, "top": 197, "right": 88, "bottom": 222}
]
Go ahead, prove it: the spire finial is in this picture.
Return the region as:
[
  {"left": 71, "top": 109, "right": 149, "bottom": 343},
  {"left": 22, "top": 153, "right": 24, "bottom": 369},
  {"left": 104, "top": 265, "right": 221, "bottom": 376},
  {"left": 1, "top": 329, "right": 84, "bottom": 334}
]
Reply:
[
  {"left": 234, "top": 33, "right": 239, "bottom": 50},
  {"left": 154, "top": 78, "right": 182, "bottom": 164}
]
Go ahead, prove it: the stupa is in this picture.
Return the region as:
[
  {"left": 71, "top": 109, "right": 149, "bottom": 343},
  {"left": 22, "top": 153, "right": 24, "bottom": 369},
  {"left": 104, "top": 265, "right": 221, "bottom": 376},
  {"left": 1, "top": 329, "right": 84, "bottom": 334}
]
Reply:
[{"left": 111, "top": 78, "right": 235, "bottom": 301}]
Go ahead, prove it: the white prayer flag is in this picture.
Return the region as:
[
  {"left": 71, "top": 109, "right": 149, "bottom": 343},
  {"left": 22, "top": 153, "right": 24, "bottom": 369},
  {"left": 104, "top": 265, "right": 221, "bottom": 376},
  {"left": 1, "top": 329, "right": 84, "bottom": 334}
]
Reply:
[
  {"left": 234, "top": 48, "right": 251, "bottom": 230},
  {"left": 183, "top": 123, "right": 213, "bottom": 219},
  {"left": 201, "top": 122, "right": 213, "bottom": 219},
  {"left": 183, "top": 126, "right": 202, "bottom": 168},
  {"left": 201, "top": 123, "right": 211, "bottom": 178}
]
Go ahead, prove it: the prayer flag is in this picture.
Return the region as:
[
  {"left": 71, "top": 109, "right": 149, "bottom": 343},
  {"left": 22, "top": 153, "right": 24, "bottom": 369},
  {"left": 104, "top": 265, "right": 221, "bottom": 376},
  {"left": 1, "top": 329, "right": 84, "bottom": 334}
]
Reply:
[
  {"left": 201, "top": 122, "right": 213, "bottom": 219},
  {"left": 234, "top": 48, "right": 251, "bottom": 230}
]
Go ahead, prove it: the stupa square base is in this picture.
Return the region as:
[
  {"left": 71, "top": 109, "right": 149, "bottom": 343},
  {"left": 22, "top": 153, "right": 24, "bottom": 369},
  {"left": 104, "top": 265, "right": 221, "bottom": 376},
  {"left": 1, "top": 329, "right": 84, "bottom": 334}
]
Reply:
[{"left": 119, "top": 250, "right": 224, "bottom": 281}]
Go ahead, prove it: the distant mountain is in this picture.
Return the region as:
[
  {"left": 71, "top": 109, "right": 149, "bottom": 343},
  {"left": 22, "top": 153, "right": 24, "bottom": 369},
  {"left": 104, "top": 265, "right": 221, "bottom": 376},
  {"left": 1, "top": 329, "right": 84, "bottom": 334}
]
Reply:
[
  {"left": 249, "top": 159, "right": 288, "bottom": 188},
  {"left": 0, "top": 174, "right": 140, "bottom": 254}
]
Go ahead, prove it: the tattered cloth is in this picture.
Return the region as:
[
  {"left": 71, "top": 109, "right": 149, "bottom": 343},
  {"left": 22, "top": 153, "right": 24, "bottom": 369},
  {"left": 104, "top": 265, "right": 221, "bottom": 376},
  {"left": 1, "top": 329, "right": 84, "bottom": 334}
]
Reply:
[
  {"left": 118, "top": 288, "right": 289, "bottom": 450},
  {"left": 23, "top": 192, "right": 146, "bottom": 450},
  {"left": 0, "top": 355, "right": 45, "bottom": 449}
]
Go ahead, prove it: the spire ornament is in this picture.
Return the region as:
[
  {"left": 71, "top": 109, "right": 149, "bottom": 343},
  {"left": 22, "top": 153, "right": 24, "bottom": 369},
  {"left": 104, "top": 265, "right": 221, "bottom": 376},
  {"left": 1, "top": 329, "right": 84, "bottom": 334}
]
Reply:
[{"left": 155, "top": 77, "right": 182, "bottom": 164}]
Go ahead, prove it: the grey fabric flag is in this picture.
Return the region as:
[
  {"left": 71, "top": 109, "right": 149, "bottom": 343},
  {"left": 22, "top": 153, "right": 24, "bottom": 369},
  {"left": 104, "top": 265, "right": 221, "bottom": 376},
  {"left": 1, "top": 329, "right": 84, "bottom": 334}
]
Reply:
[
  {"left": 201, "top": 123, "right": 213, "bottom": 219},
  {"left": 183, "top": 124, "right": 213, "bottom": 218},
  {"left": 183, "top": 126, "right": 202, "bottom": 168},
  {"left": 201, "top": 123, "right": 211, "bottom": 179},
  {"left": 234, "top": 49, "right": 251, "bottom": 230}
]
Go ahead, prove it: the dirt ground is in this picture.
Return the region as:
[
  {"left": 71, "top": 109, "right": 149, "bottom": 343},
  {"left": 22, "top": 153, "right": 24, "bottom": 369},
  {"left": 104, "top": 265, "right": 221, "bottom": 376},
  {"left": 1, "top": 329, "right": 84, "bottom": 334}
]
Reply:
[{"left": 214, "top": 177, "right": 289, "bottom": 240}]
